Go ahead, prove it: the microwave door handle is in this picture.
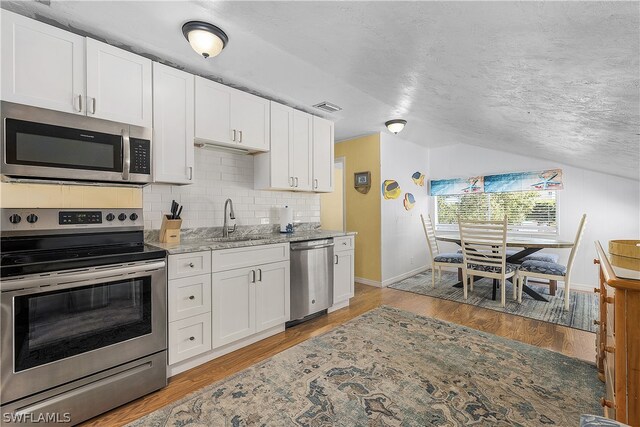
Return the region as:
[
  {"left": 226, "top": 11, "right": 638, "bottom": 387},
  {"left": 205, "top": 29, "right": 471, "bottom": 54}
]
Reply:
[{"left": 122, "top": 128, "right": 130, "bottom": 181}]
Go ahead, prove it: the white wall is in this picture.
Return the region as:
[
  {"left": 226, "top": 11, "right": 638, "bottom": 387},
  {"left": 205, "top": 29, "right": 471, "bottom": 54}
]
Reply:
[
  {"left": 428, "top": 143, "right": 640, "bottom": 287},
  {"left": 143, "top": 147, "right": 320, "bottom": 230},
  {"left": 380, "top": 133, "right": 430, "bottom": 284}
]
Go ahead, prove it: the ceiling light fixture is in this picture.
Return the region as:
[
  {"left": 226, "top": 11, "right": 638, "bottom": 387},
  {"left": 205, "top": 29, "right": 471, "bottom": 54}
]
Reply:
[
  {"left": 182, "top": 21, "right": 229, "bottom": 58},
  {"left": 385, "top": 119, "right": 407, "bottom": 134}
]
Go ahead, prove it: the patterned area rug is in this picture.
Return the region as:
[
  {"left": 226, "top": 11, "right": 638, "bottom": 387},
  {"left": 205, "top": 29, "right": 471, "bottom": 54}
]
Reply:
[
  {"left": 128, "top": 306, "right": 602, "bottom": 426},
  {"left": 388, "top": 270, "right": 598, "bottom": 332}
]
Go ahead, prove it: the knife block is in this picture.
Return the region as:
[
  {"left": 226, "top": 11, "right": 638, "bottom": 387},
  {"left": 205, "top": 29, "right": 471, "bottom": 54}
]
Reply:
[{"left": 160, "top": 215, "right": 182, "bottom": 243}]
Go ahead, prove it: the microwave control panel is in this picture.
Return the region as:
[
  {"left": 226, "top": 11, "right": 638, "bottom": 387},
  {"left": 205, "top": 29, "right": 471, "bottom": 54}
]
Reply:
[{"left": 129, "top": 138, "right": 151, "bottom": 175}]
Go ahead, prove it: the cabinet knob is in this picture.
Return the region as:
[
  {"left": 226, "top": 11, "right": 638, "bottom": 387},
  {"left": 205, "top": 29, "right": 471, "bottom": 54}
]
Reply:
[
  {"left": 189, "top": 295, "right": 195, "bottom": 300},
  {"left": 189, "top": 263, "right": 195, "bottom": 268},
  {"left": 189, "top": 336, "right": 195, "bottom": 341},
  {"left": 593, "top": 320, "right": 601, "bottom": 326},
  {"left": 593, "top": 258, "right": 600, "bottom": 265},
  {"left": 604, "top": 345, "right": 615, "bottom": 353},
  {"left": 594, "top": 287, "right": 601, "bottom": 293},
  {"left": 605, "top": 296, "right": 614, "bottom": 304}
]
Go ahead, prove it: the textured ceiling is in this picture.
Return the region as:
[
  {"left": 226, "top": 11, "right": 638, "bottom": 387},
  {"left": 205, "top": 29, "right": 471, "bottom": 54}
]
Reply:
[{"left": 2, "top": 1, "right": 639, "bottom": 179}]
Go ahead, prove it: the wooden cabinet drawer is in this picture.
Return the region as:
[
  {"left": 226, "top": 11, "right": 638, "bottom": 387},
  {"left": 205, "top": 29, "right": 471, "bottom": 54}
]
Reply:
[
  {"left": 334, "top": 236, "right": 354, "bottom": 252},
  {"left": 168, "top": 274, "right": 212, "bottom": 322},
  {"left": 168, "top": 313, "right": 212, "bottom": 365},
  {"left": 211, "top": 243, "right": 288, "bottom": 272},
  {"left": 604, "top": 357, "right": 616, "bottom": 420},
  {"left": 168, "top": 251, "right": 212, "bottom": 279}
]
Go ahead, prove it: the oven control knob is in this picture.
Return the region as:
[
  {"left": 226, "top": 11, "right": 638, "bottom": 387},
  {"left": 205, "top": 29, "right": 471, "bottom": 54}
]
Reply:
[
  {"left": 8, "top": 214, "right": 21, "bottom": 224},
  {"left": 106, "top": 213, "right": 115, "bottom": 222},
  {"left": 26, "top": 214, "right": 38, "bottom": 224},
  {"left": 130, "top": 213, "right": 139, "bottom": 221},
  {"left": 118, "top": 213, "right": 127, "bottom": 221}
]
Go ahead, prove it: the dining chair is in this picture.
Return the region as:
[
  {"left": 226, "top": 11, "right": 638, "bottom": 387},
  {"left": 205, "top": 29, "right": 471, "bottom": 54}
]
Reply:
[
  {"left": 420, "top": 214, "right": 463, "bottom": 287},
  {"left": 517, "top": 214, "right": 587, "bottom": 310},
  {"left": 459, "top": 216, "right": 517, "bottom": 307}
]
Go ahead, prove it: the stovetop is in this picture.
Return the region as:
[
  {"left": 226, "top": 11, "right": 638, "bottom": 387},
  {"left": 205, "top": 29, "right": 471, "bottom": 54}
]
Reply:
[{"left": 1, "top": 208, "right": 166, "bottom": 278}]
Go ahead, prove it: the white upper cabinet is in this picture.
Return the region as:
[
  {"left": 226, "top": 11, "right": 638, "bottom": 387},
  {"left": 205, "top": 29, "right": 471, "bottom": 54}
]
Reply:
[
  {"left": 152, "top": 62, "right": 194, "bottom": 185},
  {"left": 86, "top": 38, "right": 152, "bottom": 127},
  {"left": 255, "top": 101, "right": 331, "bottom": 193},
  {"left": 1, "top": 10, "right": 85, "bottom": 114},
  {"left": 194, "top": 76, "right": 233, "bottom": 146},
  {"left": 194, "top": 76, "right": 269, "bottom": 152},
  {"left": 312, "top": 116, "right": 334, "bottom": 192},
  {"left": 291, "top": 110, "right": 313, "bottom": 191},
  {"left": 1, "top": 11, "right": 152, "bottom": 128}
]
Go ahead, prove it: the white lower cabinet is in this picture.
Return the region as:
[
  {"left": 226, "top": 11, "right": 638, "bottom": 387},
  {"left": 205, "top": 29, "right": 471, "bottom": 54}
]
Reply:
[
  {"left": 168, "top": 313, "right": 212, "bottom": 365},
  {"left": 333, "top": 236, "right": 355, "bottom": 305},
  {"left": 167, "top": 244, "right": 290, "bottom": 371},
  {"left": 212, "top": 260, "right": 290, "bottom": 348}
]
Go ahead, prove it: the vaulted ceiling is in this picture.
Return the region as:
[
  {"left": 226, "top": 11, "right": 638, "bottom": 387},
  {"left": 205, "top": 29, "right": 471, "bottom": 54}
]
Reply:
[{"left": 3, "top": 1, "right": 639, "bottom": 179}]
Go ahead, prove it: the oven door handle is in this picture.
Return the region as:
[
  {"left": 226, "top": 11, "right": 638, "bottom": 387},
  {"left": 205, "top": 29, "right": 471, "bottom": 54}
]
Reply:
[
  {"left": 1, "top": 260, "right": 166, "bottom": 293},
  {"left": 122, "top": 127, "right": 130, "bottom": 181}
]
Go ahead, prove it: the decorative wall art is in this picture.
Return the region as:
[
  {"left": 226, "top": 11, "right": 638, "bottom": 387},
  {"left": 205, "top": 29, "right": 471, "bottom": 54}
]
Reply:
[
  {"left": 382, "top": 180, "right": 401, "bottom": 199},
  {"left": 354, "top": 171, "right": 371, "bottom": 194},
  {"left": 429, "top": 169, "right": 563, "bottom": 196},
  {"left": 411, "top": 171, "right": 425, "bottom": 186},
  {"left": 403, "top": 193, "right": 415, "bottom": 210}
]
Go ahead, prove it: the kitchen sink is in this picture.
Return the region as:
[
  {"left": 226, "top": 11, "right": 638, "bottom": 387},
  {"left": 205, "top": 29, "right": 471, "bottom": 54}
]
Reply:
[{"left": 207, "top": 236, "right": 271, "bottom": 243}]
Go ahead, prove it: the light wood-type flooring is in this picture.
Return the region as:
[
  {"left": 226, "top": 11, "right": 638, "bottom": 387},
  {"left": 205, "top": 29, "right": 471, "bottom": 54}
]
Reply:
[{"left": 83, "top": 282, "right": 596, "bottom": 426}]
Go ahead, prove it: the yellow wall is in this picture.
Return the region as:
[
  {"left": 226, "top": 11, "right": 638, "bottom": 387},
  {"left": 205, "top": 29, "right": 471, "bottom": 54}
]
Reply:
[
  {"left": 320, "top": 166, "right": 344, "bottom": 231},
  {"left": 335, "top": 134, "right": 381, "bottom": 282},
  {"left": 0, "top": 183, "right": 143, "bottom": 208}
]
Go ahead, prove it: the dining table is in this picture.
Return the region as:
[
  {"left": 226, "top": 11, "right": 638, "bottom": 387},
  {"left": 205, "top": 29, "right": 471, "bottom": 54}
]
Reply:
[{"left": 435, "top": 234, "right": 574, "bottom": 302}]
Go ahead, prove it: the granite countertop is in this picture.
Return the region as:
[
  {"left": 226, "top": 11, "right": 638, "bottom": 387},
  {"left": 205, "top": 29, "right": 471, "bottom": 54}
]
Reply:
[{"left": 147, "top": 229, "right": 356, "bottom": 255}]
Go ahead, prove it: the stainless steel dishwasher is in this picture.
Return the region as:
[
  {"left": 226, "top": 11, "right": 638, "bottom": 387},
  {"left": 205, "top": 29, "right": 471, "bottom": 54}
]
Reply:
[{"left": 287, "top": 238, "right": 334, "bottom": 326}]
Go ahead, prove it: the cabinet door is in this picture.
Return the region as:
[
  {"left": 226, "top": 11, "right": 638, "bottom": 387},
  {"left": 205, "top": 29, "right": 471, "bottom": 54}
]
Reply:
[
  {"left": 1, "top": 10, "right": 85, "bottom": 114},
  {"left": 255, "top": 261, "right": 290, "bottom": 332},
  {"left": 194, "top": 76, "right": 233, "bottom": 146},
  {"left": 212, "top": 267, "right": 256, "bottom": 347},
  {"left": 291, "top": 110, "right": 313, "bottom": 191},
  {"left": 153, "top": 63, "right": 194, "bottom": 184},
  {"left": 231, "top": 90, "right": 269, "bottom": 152},
  {"left": 86, "top": 38, "right": 152, "bottom": 127},
  {"left": 312, "top": 116, "right": 334, "bottom": 192},
  {"left": 333, "top": 250, "right": 354, "bottom": 304},
  {"left": 268, "top": 102, "right": 294, "bottom": 189}
]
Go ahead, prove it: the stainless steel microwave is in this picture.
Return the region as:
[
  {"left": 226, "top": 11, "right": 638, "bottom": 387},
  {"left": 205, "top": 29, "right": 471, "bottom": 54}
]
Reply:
[{"left": 1, "top": 102, "right": 152, "bottom": 184}]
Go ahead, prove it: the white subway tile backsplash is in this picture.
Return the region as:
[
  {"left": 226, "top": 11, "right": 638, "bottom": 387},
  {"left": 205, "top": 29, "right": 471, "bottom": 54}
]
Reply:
[{"left": 143, "top": 148, "right": 320, "bottom": 229}]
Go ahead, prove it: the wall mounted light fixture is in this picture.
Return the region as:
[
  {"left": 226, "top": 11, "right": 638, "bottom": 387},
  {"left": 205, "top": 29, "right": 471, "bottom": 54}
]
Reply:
[
  {"left": 182, "top": 21, "right": 229, "bottom": 58},
  {"left": 385, "top": 119, "right": 407, "bottom": 134}
]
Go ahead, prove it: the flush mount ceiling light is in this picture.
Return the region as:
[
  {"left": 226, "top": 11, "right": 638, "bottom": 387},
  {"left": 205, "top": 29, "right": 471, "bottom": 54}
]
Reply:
[
  {"left": 182, "top": 21, "right": 229, "bottom": 58},
  {"left": 385, "top": 119, "right": 407, "bottom": 134}
]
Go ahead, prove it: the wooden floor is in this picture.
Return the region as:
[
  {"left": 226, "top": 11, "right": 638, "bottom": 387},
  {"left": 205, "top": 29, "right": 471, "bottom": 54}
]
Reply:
[{"left": 83, "top": 282, "right": 596, "bottom": 426}]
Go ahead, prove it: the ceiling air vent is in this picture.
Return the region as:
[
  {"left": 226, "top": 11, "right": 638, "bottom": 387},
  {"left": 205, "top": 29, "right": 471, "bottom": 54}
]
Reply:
[{"left": 312, "top": 101, "right": 342, "bottom": 113}]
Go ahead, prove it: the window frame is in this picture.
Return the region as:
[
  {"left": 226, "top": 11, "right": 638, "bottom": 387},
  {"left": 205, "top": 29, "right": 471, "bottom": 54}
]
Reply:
[{"left": 433, "top": 190, "right": 560, "bottom": 237}]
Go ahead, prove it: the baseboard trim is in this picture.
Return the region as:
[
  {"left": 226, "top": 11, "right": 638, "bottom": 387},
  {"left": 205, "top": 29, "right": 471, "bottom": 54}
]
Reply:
[
  {"left": 382, "top": 265, "right": 430, "bottom": 287},
  {"left": 355, "top": 277, "right": 382, "bottom": 287}
]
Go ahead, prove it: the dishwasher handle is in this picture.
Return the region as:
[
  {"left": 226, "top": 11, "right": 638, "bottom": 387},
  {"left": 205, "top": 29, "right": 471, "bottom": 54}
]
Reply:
[{"left": 290, "top": 241, "right": 334, "bottom": 251}]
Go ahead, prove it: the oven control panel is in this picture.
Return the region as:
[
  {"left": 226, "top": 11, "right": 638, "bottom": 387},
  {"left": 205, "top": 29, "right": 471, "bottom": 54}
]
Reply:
[
  {"left": 1, "top": 208, "right": 144, "bottom": 233},
  {"left": 59, "top": 211, "right": 102, "bottom": 225}
]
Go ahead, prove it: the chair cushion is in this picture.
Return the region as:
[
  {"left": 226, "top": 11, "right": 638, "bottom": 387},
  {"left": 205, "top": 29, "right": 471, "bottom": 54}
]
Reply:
[
  {"left": 433, "top": 253, "right": 463, "bottom": 263},
  {"left": 506, "top": 249, "right": 559, "bottom": 263},
  {"left": 467, "top": 263, "right": 518, "bottom": 274},
  {"left": 519, "top": 260, "right": 567, "bottom": 276}
]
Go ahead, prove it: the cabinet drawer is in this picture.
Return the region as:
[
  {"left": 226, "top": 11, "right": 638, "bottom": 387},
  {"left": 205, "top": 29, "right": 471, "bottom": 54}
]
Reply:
[
  {"left": 168, "top": 251, "right": 212, "bottom": 279},
  {"left": 211, "top": 243, "right": 288, "bottom": 272},
  {"left": 168, "top": 313, "right": 212, "bottom": 365},
  {"left": 168, "top": 274, "right": 212, "bottom": 322},
  {"left": 334, "top": 236, "right": 354, "bottom": 252}
]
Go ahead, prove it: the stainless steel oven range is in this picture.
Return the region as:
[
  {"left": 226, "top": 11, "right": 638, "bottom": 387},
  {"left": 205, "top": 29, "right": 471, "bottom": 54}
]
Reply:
[{"left": 0, "top": 208, "right": 167, "bottom": 426}]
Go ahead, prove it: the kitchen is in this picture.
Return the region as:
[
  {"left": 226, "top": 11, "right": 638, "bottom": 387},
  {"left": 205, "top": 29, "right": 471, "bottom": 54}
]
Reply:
[{"left": 1, "top": 2, "right": 639, "bottom": 426}]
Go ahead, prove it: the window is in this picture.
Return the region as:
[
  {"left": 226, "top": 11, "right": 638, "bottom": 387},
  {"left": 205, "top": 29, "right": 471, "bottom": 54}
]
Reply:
[{"left": 435, "top": 190, "right": 557, "bottom": 234}]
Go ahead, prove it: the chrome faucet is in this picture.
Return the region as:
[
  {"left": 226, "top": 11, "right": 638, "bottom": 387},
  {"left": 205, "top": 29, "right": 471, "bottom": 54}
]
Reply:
[{"left": 223, "top": 198, "right": 236, "bottom": 238}]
